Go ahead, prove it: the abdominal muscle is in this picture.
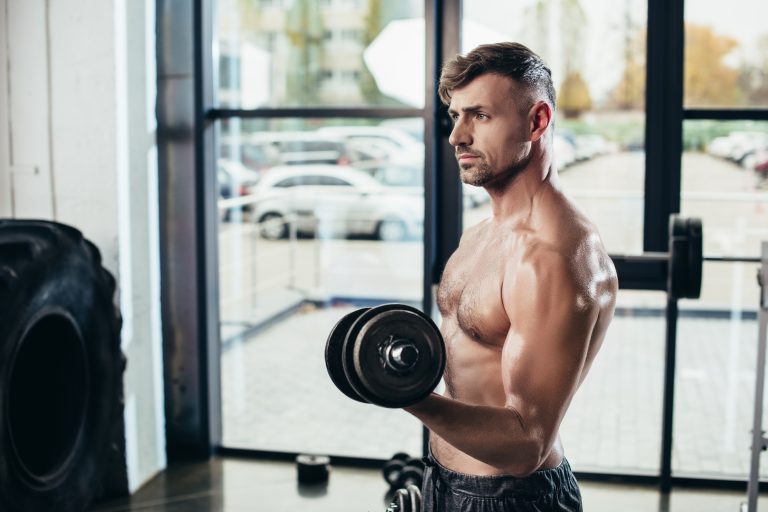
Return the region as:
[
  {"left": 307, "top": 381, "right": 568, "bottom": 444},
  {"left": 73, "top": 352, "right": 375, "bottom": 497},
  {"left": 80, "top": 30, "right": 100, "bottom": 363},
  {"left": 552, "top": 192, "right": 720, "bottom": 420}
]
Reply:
[{"left": 429, "top": 317, "right": 564, "bottom": 476}]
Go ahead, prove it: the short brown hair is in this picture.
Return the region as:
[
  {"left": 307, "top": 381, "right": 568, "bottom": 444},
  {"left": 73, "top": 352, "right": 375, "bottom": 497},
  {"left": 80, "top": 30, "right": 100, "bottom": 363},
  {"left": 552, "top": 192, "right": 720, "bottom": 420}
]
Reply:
[{"left": 438, "top": 42, "right": 556, "bottom": 110}]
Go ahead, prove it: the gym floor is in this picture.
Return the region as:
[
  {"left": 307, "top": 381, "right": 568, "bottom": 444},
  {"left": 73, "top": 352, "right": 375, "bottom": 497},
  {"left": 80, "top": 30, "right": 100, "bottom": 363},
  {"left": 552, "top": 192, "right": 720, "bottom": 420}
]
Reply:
[{"left": 88, "top": 457, "right": 760, "bottom": 512}]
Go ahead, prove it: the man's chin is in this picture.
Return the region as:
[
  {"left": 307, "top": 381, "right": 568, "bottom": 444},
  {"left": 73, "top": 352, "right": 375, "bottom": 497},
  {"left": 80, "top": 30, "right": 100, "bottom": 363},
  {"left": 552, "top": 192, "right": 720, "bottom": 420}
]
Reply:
[{"left": 460, "top": 174, "right": 487, "bottom": 187}]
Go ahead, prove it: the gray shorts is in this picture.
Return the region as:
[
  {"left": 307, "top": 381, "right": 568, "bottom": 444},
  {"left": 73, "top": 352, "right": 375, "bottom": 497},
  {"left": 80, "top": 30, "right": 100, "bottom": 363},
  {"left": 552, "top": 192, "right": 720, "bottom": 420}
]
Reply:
[{"left": 420, "top": 453, "right": 582, "bottom": 512}]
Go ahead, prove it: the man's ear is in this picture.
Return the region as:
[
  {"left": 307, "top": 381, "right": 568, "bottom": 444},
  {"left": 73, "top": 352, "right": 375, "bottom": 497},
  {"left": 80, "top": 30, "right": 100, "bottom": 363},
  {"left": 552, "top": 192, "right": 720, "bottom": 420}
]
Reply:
[{"left": 529, "top": 101, "right": 552, "bottom": 142}]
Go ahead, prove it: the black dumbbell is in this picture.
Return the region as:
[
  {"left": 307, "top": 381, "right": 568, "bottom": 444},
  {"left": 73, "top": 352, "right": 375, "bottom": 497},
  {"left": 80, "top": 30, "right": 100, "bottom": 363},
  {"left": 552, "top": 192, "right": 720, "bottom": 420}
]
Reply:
[
  {"left": 385, "top": 484, "right": 421, "bottom": 512},
  {"left": 397, "top": 460, "right": 424, "bottom": 489},
  {"left": 383, "top": 453, "right": 424, "bottom": 489},
  {"left": 325, "top": 304, "right": 445, "bottom": 408},
  {"left": 382, "top": 452, "right": 411, "bottom": 487}
]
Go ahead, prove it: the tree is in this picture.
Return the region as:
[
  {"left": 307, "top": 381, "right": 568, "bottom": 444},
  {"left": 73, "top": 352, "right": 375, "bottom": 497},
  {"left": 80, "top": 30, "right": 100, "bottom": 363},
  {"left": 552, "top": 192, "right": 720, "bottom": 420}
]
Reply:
[
  {"left": 609, "top": 23, "right": 744, "bottom": 109},
  {"left": 558, "top": 71, "right": 592, "bottom": 117},
  {"left": 684, "top": 24, "right": 742, "bottom": 106},
  {"left": 359, "top": 0, "right": 387, "bottom": 105},
  {"left": 738, "top": 33, "right": 768, "bottom": 106},
  {"left": 609, "top": 24, "right": 646, "bottom": 110},
  {"left": 285, "top": 0, "right": 324, "bottom": 105}
]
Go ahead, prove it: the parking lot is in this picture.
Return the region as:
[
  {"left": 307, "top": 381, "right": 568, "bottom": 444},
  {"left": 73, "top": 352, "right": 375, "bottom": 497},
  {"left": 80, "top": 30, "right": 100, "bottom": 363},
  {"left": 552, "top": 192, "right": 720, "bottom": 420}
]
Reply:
[{"left": 218, "top": 151, "right": 768, "bottom": 478}]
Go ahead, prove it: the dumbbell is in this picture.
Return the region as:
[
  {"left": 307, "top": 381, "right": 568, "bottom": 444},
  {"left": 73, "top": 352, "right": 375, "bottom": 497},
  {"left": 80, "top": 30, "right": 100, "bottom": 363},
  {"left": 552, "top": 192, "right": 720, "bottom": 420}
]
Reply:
[
  {"left": 382, "top": 453, "right": 424, "bottom": 489},
  {"left": 385, "top": 485, "right": 421, "bottom": 512},
  {"left": 324, "top": 303, "right": 445, "bottom": 408}
]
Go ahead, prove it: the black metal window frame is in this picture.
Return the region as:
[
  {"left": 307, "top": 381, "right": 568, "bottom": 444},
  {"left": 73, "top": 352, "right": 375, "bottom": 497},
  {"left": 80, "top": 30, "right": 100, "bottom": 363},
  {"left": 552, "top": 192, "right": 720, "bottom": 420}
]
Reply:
[{"left": 157, "top": 0, "right": 768, "bottom": 494}]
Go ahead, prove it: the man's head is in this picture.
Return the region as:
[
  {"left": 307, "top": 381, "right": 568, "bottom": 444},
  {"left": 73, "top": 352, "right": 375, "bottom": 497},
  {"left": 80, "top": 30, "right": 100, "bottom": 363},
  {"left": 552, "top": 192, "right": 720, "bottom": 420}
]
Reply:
[
  {"left": 438, "top": 42, "right": 556, "bottom": 113},
  {"left": 440, "top": 43, "right": 556, "bottom": 188}
]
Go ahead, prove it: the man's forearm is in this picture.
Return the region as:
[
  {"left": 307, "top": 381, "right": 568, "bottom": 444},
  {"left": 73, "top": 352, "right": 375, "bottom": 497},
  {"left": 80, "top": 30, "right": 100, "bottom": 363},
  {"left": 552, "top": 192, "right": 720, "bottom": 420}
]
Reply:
[{"left": 404, "top": 393, "right": 547, "bottom": 476}]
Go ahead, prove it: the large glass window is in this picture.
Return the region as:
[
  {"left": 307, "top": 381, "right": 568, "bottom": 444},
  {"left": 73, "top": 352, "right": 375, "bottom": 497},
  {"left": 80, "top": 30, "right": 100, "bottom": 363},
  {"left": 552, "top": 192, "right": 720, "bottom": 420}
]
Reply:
[
  {"left": 676, "top": 0, "right": 768, "bottom": 483},
  {"left": 216, "top": 115, "right": 425, "bottom": 457},
  {"left": 201, "top": 0, "right": 768, "bottom": 486},
  {"left": 460, "top": 0, "right": 647, "bottom": 254},
  {"left": 674, "top": 260, "right": 765, "bottom": 478},
  {"left": 215, "top": 0, "right": 425, "bottom": 108},
  {"left": 561, "top": 290, "right": 666, "bottom": 474},
  {"left": 214, "top": 0, "right": 427, "bottom": 459},
  {"left": 681, "top": 121, "right": 768, "bottom": 259},
  {"left": 684, "top": 1, "right": 768, "bottom": 109}
]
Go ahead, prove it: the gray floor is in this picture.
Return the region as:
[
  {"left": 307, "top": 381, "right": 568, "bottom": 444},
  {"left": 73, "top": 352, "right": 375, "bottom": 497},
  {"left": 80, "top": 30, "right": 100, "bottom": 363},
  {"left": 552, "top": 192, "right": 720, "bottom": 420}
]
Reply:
[{"left": 88, "top": 456, "right": 759, "bottom": 512}]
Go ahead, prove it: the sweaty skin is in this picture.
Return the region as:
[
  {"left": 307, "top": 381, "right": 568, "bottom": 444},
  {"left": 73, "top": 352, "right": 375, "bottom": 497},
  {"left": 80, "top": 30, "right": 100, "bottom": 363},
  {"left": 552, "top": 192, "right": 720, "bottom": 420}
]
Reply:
[{"left": 405, "top": 73, "right": 618, "bottom": 478}]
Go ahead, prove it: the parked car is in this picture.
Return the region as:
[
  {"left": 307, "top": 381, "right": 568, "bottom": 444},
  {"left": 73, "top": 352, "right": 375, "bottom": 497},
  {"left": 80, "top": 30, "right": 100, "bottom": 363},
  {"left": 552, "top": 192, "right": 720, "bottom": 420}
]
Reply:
[
  {"left": 361, "top": 164, "right": 489, "bottom": 208},
  {"left": 218, "top": 159, "right": 261, "bottom": 196},
  {"left": 241, "top": 131, "right": 353, "bottom": 167},
  {"left": 217, "top": 159, "right": 262, "bottom": 221},
  {"left": 553, "top": 134, "right": 576, "bottom": 169},
  {"left": 318, "top": 126, "right": 424, "bottom": 167},
  {"left": 251, "top": 165, "right": 423, "bottom": 241}
]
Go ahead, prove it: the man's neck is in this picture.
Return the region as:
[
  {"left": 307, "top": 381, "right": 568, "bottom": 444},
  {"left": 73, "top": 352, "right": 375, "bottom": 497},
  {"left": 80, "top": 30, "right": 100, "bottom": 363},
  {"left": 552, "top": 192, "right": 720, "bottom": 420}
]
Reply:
[{"left": 486, "top": 159, "right": 556, "bottom": 224}]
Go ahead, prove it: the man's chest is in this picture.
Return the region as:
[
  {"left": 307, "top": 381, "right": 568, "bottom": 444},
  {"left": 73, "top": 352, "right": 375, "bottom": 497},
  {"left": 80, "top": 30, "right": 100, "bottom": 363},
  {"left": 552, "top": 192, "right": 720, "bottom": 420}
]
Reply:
[{"left": 436, "top": 243, "right": 511, "bottom": 342}]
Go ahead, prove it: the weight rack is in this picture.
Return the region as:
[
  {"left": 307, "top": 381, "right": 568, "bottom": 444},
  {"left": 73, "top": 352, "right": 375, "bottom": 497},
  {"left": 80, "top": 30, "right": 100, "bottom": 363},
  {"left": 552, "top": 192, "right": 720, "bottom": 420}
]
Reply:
[{"left": 743, "top": 241, "right": 768, "bottom": 512}]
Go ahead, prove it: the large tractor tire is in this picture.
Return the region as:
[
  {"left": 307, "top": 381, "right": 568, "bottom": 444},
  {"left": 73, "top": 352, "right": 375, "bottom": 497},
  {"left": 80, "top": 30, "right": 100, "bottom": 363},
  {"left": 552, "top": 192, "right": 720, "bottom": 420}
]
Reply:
[{"left": 0, "top": 219, "right": 125, "bottom": 512}]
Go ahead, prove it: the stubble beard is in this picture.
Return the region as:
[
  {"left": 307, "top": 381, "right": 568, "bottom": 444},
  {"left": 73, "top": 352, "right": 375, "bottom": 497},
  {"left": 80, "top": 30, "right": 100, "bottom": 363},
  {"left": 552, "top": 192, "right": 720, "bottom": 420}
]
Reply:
[{"left": 459, "top": 153, "right": 531, "bottom": 189}]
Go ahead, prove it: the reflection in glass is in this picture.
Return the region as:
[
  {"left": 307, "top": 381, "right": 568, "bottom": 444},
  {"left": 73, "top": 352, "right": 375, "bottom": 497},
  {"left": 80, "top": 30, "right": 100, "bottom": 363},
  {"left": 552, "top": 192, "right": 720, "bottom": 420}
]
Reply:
[
  {"left": 682, "top": 120, "right": 768, "bottom": 259},
  {"left": 684, "top": 0, "right": 768, "bottom": 108},
  {"left": 460, "top": 0, "right": 647, "bottom": 255},
  {"left": 216, "top": 118, "right": 425, "bottom": 458},
  {"left": 215, "top": 0, "right": 424, "bottom": 108}
]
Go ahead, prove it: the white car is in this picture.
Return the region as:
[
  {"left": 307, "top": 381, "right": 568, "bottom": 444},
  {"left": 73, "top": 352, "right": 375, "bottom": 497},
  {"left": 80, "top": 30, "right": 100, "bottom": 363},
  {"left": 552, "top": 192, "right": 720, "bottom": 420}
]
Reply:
[
  {"left": 363, "top": 164, "right": 489, "bottom": 209},
  {"left": 252, "top": 165, "right": 424, "bottom": 242},
  {"left": 318, "top": 126, "right": 424, "bottom": 167}
]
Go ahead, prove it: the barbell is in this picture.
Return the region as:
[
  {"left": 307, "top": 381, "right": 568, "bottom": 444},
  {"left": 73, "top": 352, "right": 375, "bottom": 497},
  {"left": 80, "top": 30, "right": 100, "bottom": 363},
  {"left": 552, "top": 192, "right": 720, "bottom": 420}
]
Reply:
[{"left": 613, "top": 214, "right": 703, "bottom": 299}]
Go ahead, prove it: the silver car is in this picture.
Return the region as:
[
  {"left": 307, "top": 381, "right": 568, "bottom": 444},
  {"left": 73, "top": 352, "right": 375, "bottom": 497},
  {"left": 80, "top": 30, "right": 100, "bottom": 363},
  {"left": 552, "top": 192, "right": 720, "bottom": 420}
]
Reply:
[{"left": 251, "top": 165, "right": 424, "bottom": 242}]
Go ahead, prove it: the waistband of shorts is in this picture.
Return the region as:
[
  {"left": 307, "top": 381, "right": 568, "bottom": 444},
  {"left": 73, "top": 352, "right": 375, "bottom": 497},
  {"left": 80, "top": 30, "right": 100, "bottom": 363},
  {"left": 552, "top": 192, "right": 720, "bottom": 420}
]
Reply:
[{"left": 424, "top": 451, "right": 576, "bottom": 499}]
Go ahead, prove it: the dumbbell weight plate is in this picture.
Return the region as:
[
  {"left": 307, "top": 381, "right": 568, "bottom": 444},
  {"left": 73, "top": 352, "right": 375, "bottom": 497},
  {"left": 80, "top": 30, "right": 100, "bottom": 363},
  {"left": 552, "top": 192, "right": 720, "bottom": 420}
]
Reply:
[
  {"left": 382, "top": 458, "right": 406, "bottom": 487},
  {"left": 669, "top": 215, "right": 703, "bottom": 299},
  {"left": 325, "top": 308, "right": 370, "bottom": 403},
  {"left": 343, "top": 304, "right": 445, "bottom": 408}
]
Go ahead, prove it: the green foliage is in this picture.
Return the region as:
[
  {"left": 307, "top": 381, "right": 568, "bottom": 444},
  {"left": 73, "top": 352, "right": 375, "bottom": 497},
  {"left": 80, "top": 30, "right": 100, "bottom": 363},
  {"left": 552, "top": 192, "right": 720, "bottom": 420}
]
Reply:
[
  {"left": 559, "top": 115, "right": 644, "bottom": 150},
  {"left": 683, "top": 120, "right": 768, "bottom": 151}
]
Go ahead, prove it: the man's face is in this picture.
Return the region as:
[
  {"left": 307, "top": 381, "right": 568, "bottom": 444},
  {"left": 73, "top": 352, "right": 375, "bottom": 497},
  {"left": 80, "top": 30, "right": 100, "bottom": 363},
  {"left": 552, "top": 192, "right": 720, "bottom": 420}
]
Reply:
[{"left": 447, "top": 73, "right": 532, "bottom": 187}]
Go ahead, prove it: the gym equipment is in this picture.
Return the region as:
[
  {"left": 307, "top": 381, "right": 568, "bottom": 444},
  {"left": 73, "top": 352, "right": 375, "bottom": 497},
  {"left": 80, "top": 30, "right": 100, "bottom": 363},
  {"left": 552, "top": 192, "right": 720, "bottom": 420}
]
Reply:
[
  {"left": 742, "top": 241, "right": 768, "bottom": 512},
  {"left": 382, "top": 453, "right": 425, "bottom": 489},
  {"left": 325, "top": 304, "right": 445, "bottom": 408},
  {"left": 382, "top": 452, "right": 411, "bottom": 487},
  {"left": 385, "top": 484, "right": 422, "bottom": 512},
  {"left": 612, "top": 214, "right": 703, "bottom": 299},
  {"left": 296, "top": 454, "right": 331, "bottom": 485},
  {"left": 0, "top": 220, "right": 125, "bottom": 512}
]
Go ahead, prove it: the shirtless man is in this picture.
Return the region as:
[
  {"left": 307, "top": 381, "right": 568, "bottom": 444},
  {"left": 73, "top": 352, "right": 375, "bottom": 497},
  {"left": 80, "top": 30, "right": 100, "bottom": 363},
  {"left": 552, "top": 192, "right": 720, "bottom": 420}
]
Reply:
[{"left": 404, "top": 42, "right": 618, "bottom": 511}]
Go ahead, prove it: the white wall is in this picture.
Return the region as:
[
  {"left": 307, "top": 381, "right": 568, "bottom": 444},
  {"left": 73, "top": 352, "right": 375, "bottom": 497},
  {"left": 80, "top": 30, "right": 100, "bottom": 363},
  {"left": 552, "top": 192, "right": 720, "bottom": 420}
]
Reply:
[{"left": 0, "top": 0, "right": 166, "bottom": 493}]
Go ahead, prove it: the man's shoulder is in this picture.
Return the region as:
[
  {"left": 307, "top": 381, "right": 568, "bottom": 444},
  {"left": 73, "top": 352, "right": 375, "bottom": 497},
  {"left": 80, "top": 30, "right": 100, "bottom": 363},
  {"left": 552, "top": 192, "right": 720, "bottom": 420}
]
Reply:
[{"left": 521, "top": 213, "right": 616, "bottom": 299}]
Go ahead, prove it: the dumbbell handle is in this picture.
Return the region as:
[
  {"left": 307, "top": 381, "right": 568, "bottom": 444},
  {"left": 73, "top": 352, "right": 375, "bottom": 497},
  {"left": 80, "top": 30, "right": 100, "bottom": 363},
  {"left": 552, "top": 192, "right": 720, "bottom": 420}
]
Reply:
[{"left": 383, "top": 337, "right": 420, "bottom": 372}]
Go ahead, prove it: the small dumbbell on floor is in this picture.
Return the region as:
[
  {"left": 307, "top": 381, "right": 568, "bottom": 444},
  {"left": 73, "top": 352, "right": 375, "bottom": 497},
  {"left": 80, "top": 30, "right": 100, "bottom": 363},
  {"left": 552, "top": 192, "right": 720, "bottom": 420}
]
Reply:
[
  {"left": 324, "top": 304, "right": 445, "bottom": 408},
  {"left": 385, "top": 484, "right": 422, "bottom": 512},
  {"left": 382, "top": 453, "right": 425, "bottom": 490}
]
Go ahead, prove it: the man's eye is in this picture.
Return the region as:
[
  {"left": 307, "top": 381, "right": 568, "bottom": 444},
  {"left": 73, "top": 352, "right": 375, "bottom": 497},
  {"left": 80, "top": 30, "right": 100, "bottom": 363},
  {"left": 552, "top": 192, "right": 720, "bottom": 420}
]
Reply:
[{"left": 476, "top": 113, "right": 487, "bottom": 120}]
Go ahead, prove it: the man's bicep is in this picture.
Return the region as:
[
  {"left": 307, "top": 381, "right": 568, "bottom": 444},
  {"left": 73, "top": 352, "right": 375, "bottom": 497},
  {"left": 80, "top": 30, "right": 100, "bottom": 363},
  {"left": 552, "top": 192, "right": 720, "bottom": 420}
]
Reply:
[{"left": 500, "top": 263, "right": 598, "bottom": 439}]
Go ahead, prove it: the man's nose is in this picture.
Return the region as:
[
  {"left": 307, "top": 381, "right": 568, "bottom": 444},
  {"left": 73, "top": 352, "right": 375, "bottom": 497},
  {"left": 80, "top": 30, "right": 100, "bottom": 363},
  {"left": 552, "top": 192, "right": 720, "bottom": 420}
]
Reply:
[{"left": 448, "top": 119, "right": 471, "bottom": 147}]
